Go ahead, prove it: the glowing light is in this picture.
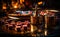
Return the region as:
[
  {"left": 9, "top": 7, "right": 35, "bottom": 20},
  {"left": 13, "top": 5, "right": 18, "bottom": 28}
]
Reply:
[
  {"left": 31, "top": 25, "right": 34, "bottom": 32},
  {"left": 32, "top": 34, "right": 36, "bottom": 37},
  {"left": 38, "top": 29, "right": 41, "bottom": 32},
  {"left": 20, "top": 0, "right": 24, "bottom": 4},
  {"left": 46, "top": 10, "right": 59, "bottom": 12},
  {"left": 33, "top": 11, "right": 36, "bottom": 17},
  {"left": 22, "top": 0, "right": 24, "bottom": 2},
  {"left": 31, "top": 16, "right": 33, "bottom": 24},
  {"left": 45, "top": 15, "right": 47, "bottom": 36},
  {"left": 14, "top": 5, "right": 18, "bottom": 8},
  {"left": 44, "top": 30, "right": 47, "bottom": 36},
  {"left": 38, "top": 1, "right": 43, "bottom": 5},
  {"left": 49, "top": 10, "right": 59, "bottom": 12},
  {"left": 45, "top": 16, "right": 47, "bottom": 28},
  {"left": 3, "top": 6, "right": 6, "bottom": 9},
  {"left": 12, "top": 2, "right": 18, "bottom": 8},
  {"left": 2, "top": 4, "right": 6, "bottom": 9},
  {"left": 8, "top": 16, "right": 19, "bottom": 19}
]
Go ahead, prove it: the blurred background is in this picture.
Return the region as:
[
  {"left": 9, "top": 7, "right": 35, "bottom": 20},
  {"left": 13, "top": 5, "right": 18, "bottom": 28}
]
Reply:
[{"left": 0, "top": 0, "right": 60, "bottom": 37}]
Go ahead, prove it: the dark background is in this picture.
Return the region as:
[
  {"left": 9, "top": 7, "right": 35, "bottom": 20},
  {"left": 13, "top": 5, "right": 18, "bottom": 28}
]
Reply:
[{"left": 0, "top": 0, "right": 60, "bottom": 10}]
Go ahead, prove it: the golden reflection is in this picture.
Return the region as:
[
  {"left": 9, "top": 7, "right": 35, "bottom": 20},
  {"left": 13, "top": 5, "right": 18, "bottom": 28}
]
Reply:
[
  {"left": 45, "top": 16, "right": 47, "bottom": 28},
  {"left": 31, "top": 16, "right": 33, "bottom": 24},
  {"left": 44, "top": 10, "right": 48, "bottom": 36},
  {"left": 31, "top": 25, "right": 34, "bottom": 32},
  {"left": 38, "top": 1, "right": 43, "bottom": 5}
]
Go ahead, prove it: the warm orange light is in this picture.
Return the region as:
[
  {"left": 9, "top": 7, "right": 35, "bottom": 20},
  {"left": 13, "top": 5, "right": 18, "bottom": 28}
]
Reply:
[
  {"left": 2, "top": 3, "right": 6, "bottom": 9},
  {"left": 38, "top": 1, "right": 43, "bottom": 5},
  {"left": 3, "top": 6, "right": 6, "bottom": 9},
  {"left": 12, "top": 2, "right": 18, "bottom": 8},
  {"left": 31, "top": 25, "right": 34, "bottom": 32},
  {"left": 23, "top": 0, "right": 24, "bottom": 2},
  {"left": 31, "top": 16, "right": 33, "bottom": 24},
  {"left": 14, "top": 5, "right": 17, "bottom": 8},
  {"left": 13, "top": 3, "right": 18, "bottom": 8},
  {"left": 20, "top": 0, "right": 24, "bottom": 4}
]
